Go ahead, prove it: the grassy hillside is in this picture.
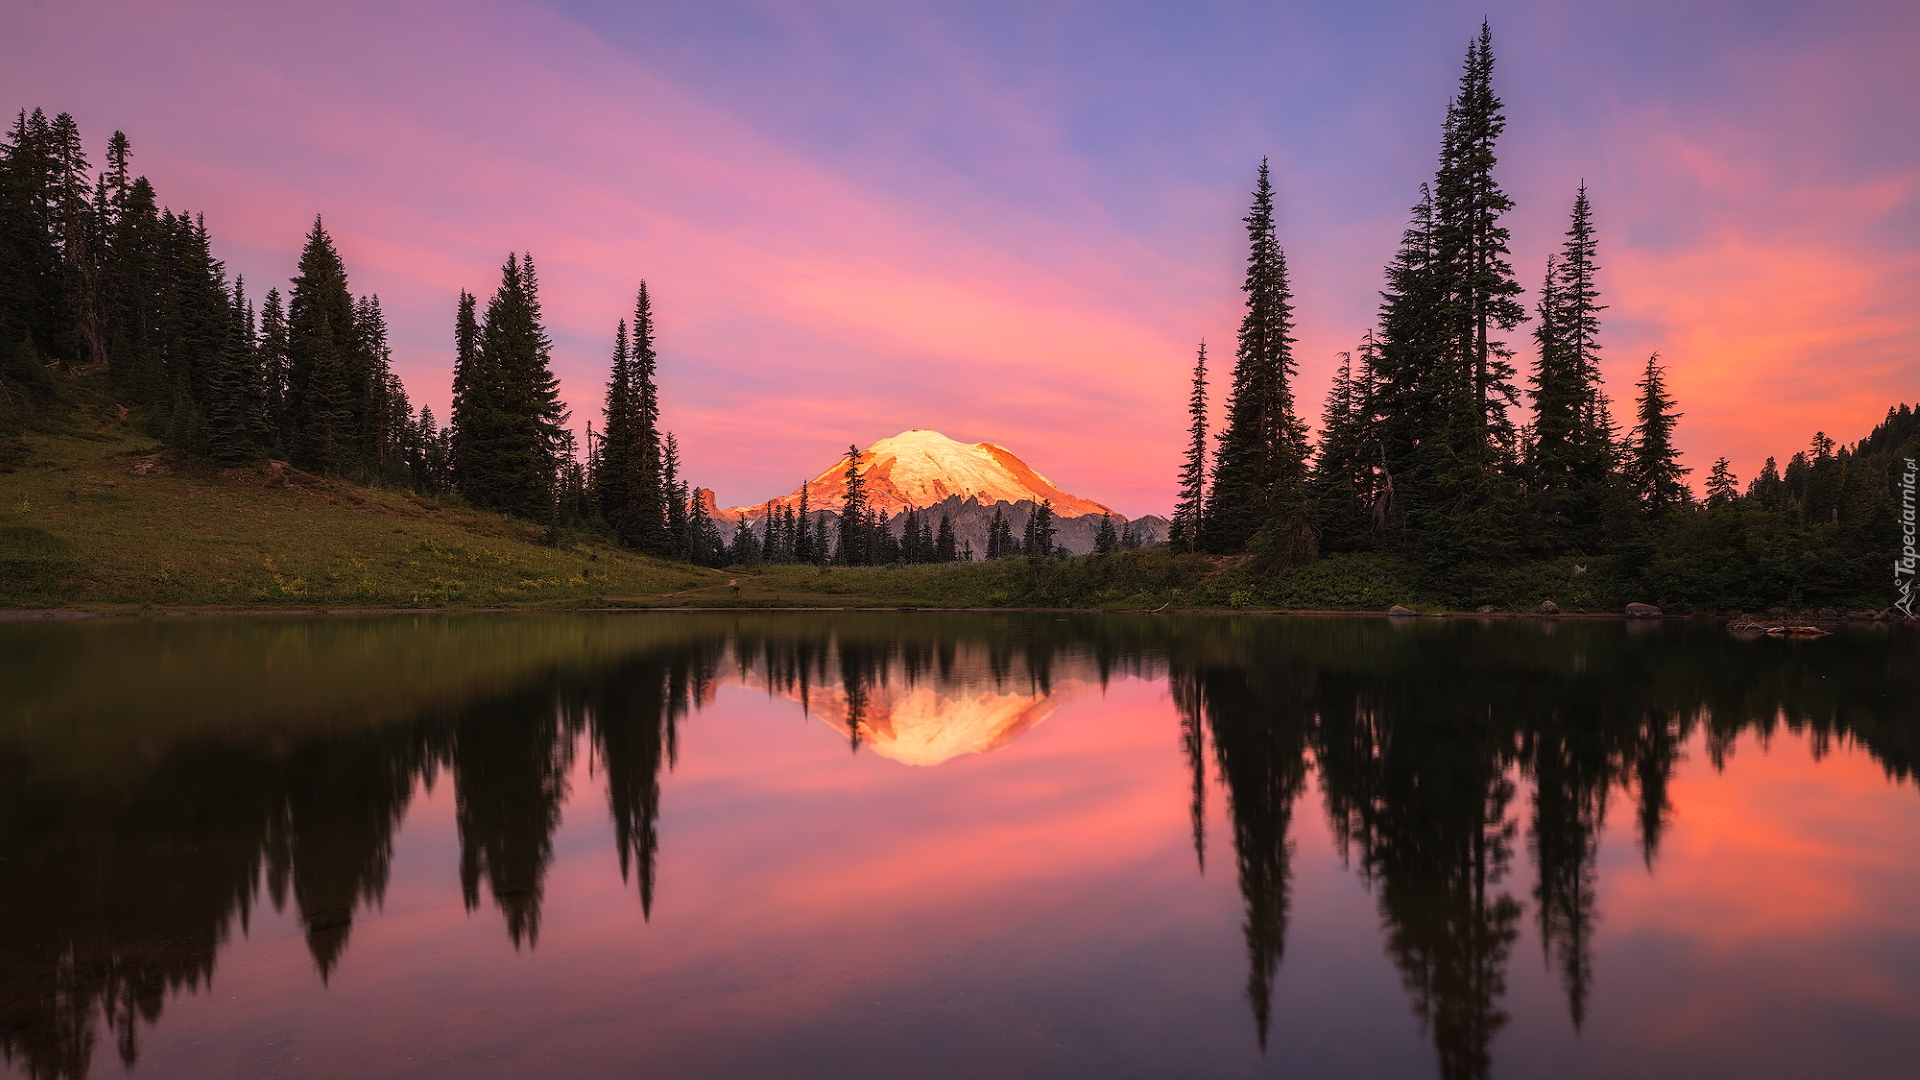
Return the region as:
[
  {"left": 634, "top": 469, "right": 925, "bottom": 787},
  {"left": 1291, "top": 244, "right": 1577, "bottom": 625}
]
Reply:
[
  {"left": 0, "top": 425, "right": 727, "bottom": 609},
  {"left": 0, "top": 368, "right": 1785, "bottom": 616},
  {"left": 0, "top": 372, "right": 1207, "bottom": 612},
  {"left": 0, "top": 368, "right": 734, "bottom": 609},
  {"left": 0, "top": 405, "right": 1635, "bottom": 614}
]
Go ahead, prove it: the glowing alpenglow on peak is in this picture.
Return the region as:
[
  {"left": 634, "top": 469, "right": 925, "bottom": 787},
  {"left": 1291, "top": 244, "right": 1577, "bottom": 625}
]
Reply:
[
  {"left": 803, "top": 680, "right": 1072, "bottom": 767},
  {"left": 726, "top": 429, "right": 1114, "bottom": 518}
]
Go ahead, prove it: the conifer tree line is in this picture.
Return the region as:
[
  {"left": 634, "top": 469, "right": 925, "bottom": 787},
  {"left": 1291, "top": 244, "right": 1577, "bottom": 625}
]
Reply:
[
  {"left": 0, "top": 106, "right": 736, "bottom": 559},
  {"left": 2, "top": 109, "right": 446, "bottom": 489},
  {"left": 1166, "top": 22, "right": 1910, "bottom": 604}
]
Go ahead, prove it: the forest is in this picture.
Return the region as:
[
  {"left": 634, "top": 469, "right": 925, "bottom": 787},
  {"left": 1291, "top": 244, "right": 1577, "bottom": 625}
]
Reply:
[{"left": 2, "top": 21, "right": 1914, "bottom": 609}]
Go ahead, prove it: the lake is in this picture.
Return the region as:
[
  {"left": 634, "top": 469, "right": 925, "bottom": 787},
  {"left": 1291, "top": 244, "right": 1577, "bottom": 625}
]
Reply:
[{"left": 2, "top": 612, "right": 1916, "bottom": 1079}]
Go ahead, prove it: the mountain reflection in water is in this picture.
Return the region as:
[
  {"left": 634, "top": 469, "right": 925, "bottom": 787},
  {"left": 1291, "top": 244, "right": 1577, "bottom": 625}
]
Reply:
[{"left": 1, "top": 612, "right": 1916, "bottom": 1080}]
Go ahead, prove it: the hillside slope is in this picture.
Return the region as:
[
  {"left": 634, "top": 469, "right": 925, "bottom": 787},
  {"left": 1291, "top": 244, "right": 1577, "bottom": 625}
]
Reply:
[{"left": 0, "top": 416, "right": 718, "bottom": 610}]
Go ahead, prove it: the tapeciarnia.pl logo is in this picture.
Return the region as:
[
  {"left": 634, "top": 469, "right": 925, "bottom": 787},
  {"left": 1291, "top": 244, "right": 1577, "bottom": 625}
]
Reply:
[{"left": 1898, "top": 457, "right": 1917, "bottom": 617}]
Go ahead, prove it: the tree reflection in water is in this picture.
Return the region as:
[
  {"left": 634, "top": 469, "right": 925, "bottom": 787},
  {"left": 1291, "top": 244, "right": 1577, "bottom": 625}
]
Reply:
[{"left": 0, "top": 613, "right": 1913, "bottom": 1080}]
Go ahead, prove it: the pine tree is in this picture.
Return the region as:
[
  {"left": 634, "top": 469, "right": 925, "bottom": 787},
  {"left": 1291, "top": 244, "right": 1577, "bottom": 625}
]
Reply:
[
  {"left": 462, "top": 254, "right": 567, "bottom": 520},
  {"left": 873, "top": 512, "right": 901, "bottom": 564},
  {"left": 986, "top": 506, "right": 1008, "bottom": 559},
  {"left": 794, "top": 484, "right": 814, "bottom": 564},
  {"left": 811, "top": 511, "right": 832, "bottom": 566},
  {"left": 758, "top": 500, "right": 782, "bottom": 562},
  {"left": 552, "top": 427, "right": 590, "bottom": 529},
  {"left": 902, "top": 511, "right": 918, "bottom": 563},
  {"left": 1, "top": 110, "right": 71, "bottom": 368},
  {"left": 1368, "top": 24, "right": 1528, "bottom": 575},
  {"left": 1310, "top": 337, "right": 1383, "bottom": 552},
  {"left": 598, "top": 318, "right": 636, "bottom": 532},
  {"left": 1095, "top": 513, "right": 1119, "bottom": 555},
  {"left": 156, "top": 212, "right": 239, "bottom": 455},
  {"left": 353, "top": 293, "right": 404, "bottom": 477},
  {"left": 936, "top": 512, "right": 958, "bottom": 563},
  {"left": 1172, "top": 341, "right": 1209, "bottom": 552},
  {"left": 410, "top": 405, "right": 450, "bottom": 492},
  {"left": 837, "top": 445, "right": 868, "bottom": 566},
  {"left": 284, "top": 217, "right": 360, "bottom": 472},
  {"left": 687, "top": 490, "right": 723, "bottom": 567},
  {"left": 1435, "top": 21, "right": 1527, "bottom": 456},
  {"left": 103, "top": 173, "right": 166, "bottom": 405},
  {"left": 728, "top": 517, "right": 761, "bottom": 565},
  {"left": 1026, "top": 500, "right": 1057, "bottom": 559},
  {"left": 1369, "top": 186, "right": 1448, "bottom": 536},
  {"left": 1626, "top": 354, "right": 1690, "bottom": 515},
  {"left": 1704, "top": 458, "right": 1738, "bottom": 507},
  {"left": 258, "top": 287, "right": 289, "bottom": 450},
  {"left": 1529, "top": 186, "right": 1614, "bottom": 553},
  {"left": 662, "top": 432, "right": 689, "bottom": 556},
  {"left": 625, "top": 283, "right": 668, "bottom": 554},
  {"left": 1747, "top": 456, "right": 1784, "bottom": 505},
  {"left": 1203, "top": 161, "right": 1314, "bottom": 560},
  {"left": 45, "top": 112, "right": 105, "bottom": 370},
  {"left": 202, "top": 273, "right": 265, "bottom": 463}
]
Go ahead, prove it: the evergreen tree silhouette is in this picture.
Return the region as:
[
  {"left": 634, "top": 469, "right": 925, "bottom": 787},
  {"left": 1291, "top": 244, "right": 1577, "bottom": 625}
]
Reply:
[
  {"left": 1204, "top": 161, "right": 1314, "bottom": 561},
  {"left": 837, "top": 445, "right": 868, "bottom": 566},
  {"left": 1172, "top": 341, "right": 1210, "bottom": 551},
  {"left": 1627, "top": 353, "right": 1690, "bottom": 515},
  {"left": 1528, "top": 186, "right": 1615, "bottom": 552}
]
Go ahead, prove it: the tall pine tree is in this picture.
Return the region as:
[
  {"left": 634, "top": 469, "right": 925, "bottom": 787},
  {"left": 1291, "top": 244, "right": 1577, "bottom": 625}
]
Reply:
[
  {"left": 1203, "top": 160, "right": 1314, "bottom": 561},
  {"left": 1369, "top": 24, "right": 1527, "bottom": 576},
  {"left": 626, "top": 283, "right": 667, "bottom": 553},
  {"left": 1435, "top": 21, "right": 1527, "bottom": 457},
  {"left": 837, "top": 445, "right": 868, "bottom": 566},
  {"left": 1171, "top": 341, "right": 1209, "bottom": 552},
  {"left": 284, "top": 218, "right": 360, "bottom": 472},
  {"left": 1528, "top": 186, "right": 1615, "bottom": 553},
  {"left": 459, "top": 254, "right": 566, "bottom": 520},
  {"left": 448, "top": 289, "right": 488, "bottom": 491},
  {"left": 598, "top": 318, "right": 636, "bottom": 532}
]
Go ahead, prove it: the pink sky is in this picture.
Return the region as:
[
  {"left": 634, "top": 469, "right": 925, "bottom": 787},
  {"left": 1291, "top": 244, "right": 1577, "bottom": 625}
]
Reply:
[{"left": 4, "top": 0, "right": 1915, "bottom": 514}]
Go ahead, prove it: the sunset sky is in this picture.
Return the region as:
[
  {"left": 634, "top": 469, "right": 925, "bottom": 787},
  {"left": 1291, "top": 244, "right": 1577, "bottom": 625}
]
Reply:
[{"left": 5, "top": 0, "right": 1915, "bottom": 515}]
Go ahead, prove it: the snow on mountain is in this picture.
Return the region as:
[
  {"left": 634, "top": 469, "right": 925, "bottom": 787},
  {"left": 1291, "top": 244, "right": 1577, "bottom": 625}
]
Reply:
[
  {"left": 800, "top": 679, "right": 1070, "bottom": 766},
  {"left": 722, "top": 429, "right": 1114, "bottom": 520},
  {"left": 737, "top": 644, "right": 1085, "bottom": 766}
]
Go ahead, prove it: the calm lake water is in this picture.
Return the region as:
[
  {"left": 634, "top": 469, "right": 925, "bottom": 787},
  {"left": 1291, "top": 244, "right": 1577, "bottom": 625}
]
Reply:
[{"left": 2, "top": 612, "right": 1917, "bottom": 1079}]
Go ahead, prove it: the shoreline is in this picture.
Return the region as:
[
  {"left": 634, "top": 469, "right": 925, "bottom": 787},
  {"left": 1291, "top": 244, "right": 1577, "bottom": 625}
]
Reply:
[{"left": 2, "top": 605, "right": 1884, "bottom": 623}]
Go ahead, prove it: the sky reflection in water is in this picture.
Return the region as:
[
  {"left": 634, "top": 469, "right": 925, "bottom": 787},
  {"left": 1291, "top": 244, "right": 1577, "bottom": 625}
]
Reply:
[{"left": 1, "top": 613, "right": 1916, "bottom": 1079}]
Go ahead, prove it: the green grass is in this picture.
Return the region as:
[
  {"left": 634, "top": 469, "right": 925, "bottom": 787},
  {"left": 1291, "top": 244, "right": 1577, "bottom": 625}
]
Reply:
[
  {"left": 0, "top": 415, "right": 1655, "bottom": 615},
  {"left": 0, "top": 366, "right": 1698, "bottom": 615},
  {"left": 0, "top": 412, "right": 723, "bottom": 610}
]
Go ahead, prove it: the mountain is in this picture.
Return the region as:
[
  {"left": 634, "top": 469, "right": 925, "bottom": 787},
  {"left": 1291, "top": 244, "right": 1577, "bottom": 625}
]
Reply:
[
  {"left": 711, "top": 429, "right": 1169, "bottom": 556},
  {"left": 738, "top": 644, "right": 1086, "bottom": 766},
  {"left": 798, "top": 679, "right": 1071, "bottom": 766},
  {"left": 724, "top": 429, "right": 1114, "bottom": 518}
]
